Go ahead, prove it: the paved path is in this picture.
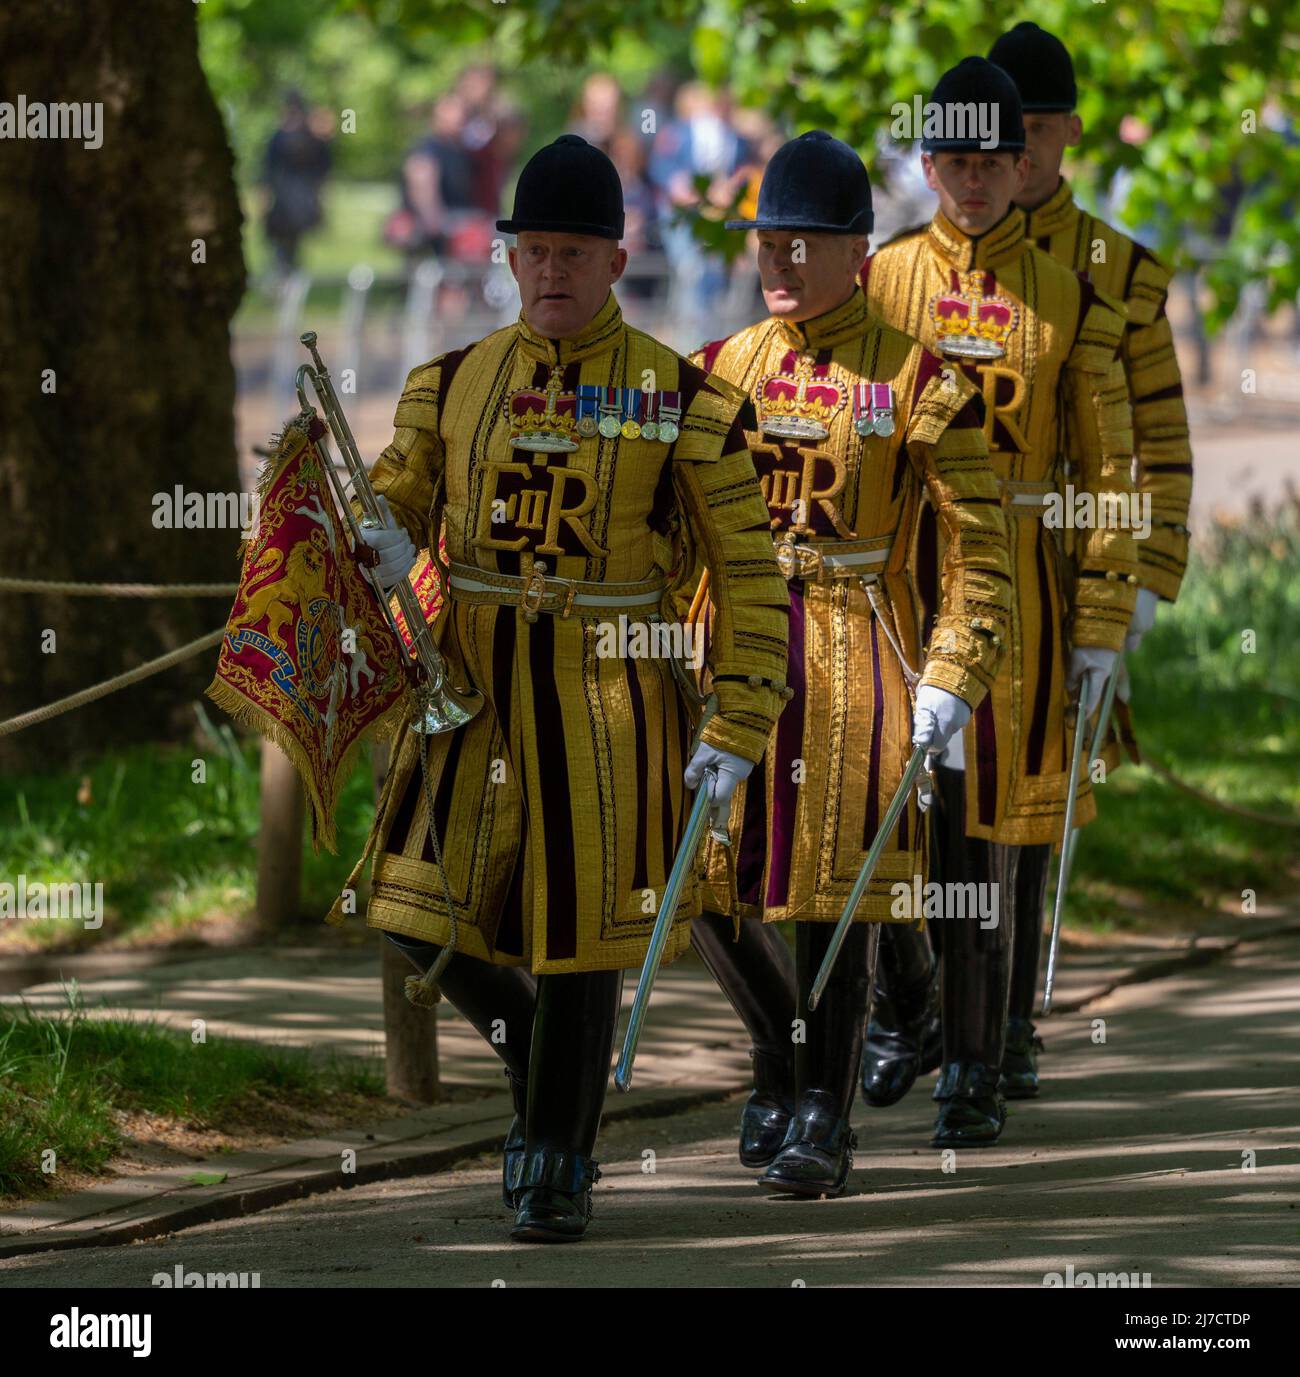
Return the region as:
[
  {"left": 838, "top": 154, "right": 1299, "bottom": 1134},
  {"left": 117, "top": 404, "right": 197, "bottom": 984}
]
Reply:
[{"left": 2, "top": 932, "right": 1296, "bottom": 1287}]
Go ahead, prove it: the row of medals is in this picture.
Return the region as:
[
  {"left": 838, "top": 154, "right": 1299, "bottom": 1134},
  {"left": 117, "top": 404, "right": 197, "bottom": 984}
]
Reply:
[
  {"left": 759, "top": 388, "right": 896, "bottom": 442},
  {"left": 576, "top": 388, "right": 681, "bottom": 443}
]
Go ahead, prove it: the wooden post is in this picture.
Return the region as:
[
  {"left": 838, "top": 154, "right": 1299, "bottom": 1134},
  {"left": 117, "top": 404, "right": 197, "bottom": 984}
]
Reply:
[
  {"left": 373, "top": 737, "right": 440, "bottom": 1103},
  {"left": 256, "top": 740, "right": 305, "bottom": 928}
]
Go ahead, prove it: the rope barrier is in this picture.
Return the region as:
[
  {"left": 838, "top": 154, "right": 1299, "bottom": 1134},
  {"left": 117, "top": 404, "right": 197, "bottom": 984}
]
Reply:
[
  {"left": 0, "top": 628, "right": 226, "bottom": 738},
  {"left": 0, "top": 578, "right": 237, "bottom": 597}
]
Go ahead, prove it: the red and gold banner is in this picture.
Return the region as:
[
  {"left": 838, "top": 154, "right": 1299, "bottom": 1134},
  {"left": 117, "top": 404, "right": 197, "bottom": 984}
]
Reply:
[{"left": 206, "top": 421, "right": 412, "bottom": 853}]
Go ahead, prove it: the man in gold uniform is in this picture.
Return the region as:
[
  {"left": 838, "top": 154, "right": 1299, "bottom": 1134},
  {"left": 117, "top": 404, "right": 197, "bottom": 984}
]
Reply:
[
  {"left": 985, "top": 20, "right": 1194, "bottom": 1089},
  {"left": 690, "top": 131, "right": 1011, "bottom": 1194},
  {"left": 861, "top": 59, "right": 1140, "bottom": 1145},
  {"left": 341, "top": 135, "right": 790, "bottom": 1240}
]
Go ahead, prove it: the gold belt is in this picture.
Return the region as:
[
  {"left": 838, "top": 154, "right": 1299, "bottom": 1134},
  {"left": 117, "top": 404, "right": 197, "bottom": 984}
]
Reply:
[
  {"left": 772, "top": 533, "right": 895, "bottom": 583},
  {"left": 447, "top": 559, "right": 666, "bottom": 623}
]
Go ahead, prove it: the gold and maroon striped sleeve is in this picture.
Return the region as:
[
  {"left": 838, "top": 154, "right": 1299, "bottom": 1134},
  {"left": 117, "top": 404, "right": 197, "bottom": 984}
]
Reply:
[
  {"left": 1064, "top": 293, "right": 1141, "bottom": 649},
  {"left": 672, "top": 378, "right": 789, "bottom": 763},
  {"left": 904, "top": 354, "right": 1011, "bottom": 707},
  {"left": 1120, "top": 248, "right": 1192, "bottom": 601},
  {"left": 350, "top": 357, "right": 449, "bottom": 547}
]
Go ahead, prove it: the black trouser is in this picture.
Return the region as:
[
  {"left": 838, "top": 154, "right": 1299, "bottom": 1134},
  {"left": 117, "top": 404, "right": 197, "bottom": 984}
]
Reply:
[
  {"left": 384, "top": 932, "right": 621, "bottom": 1160},
  {"left": 1008, "top": 844, "right": 1051, "bottom": 1023},
  {"left": 384, "top": 931, "right": 535, "bottom": 1079},
  {"left": 691, "top": 911, "right": 796, "bottom": 1067},
  {"left": 930, "top": 767, "right": 1013, "bottom": 1072},
  {"left": 795, "top": 920, "right": 875, "bottom": 1108}
]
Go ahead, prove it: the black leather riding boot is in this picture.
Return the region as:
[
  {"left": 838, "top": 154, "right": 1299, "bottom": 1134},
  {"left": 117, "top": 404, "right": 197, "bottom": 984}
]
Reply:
[
  {"left": 691, "top": 910, "right": 796, "bottom": 1166},
  {"left": 759, "top": 921, "right": 874, "bottom": 1197},
  {"left": 929, "top": 768, "right": 1012, "bottom": 1148},
  {"left": 383, "top": 932, "right": 536, "bottom": 1203},
  {"left": 1003, "top": 843, "right": 1051, "bottom": 1098},
  {"left": 860, "top": 921, "right": 940, "bottom": 1107},
  {"left": 511, "top": 968, "right": 622, "bottom": 1243}
]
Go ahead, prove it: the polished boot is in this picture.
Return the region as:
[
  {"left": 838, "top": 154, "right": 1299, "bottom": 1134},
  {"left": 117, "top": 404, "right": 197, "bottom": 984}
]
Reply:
[
  {"left": 512, "top": 968, "right": 622, "bottom": 1243},
  {"left": 860, "top": 921, "right": 940, "bottom": 1107},
  {"left": 692, "top": 910, "right": 796, "bottom": 1166},
  {"left": 759, "top": 922, "right": 873, "bottom": 1197},
  {"left": 1002, "top": 843, "right": 1051, "bottom": 1098},
  {"left": 383, "top": 932, "right": 536, "bottom": 1205},
  {"left": 929, "top": 768, "right": 1012, "bottom": 1148}
]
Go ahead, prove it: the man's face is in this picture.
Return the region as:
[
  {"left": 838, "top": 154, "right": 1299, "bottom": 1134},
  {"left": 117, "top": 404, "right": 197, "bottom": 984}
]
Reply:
[
  {"left": 1018, "top": 112, "right": 1083, "bottom": 208},
  {"left": 756, "top": 230, "right": 868, "bottom": 323},
  {"left": 509, "top": 232, "right": 628, "bottom": 339},
  {"left": 922, "top": 150, "right": 1029, "bottom": 235}
]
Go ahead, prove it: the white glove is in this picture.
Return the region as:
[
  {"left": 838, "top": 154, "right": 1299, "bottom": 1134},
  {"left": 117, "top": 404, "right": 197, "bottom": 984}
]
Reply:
[
  {"left": 684, "top": 742, "right": 755, "bottom": 837},
  {"left": 1067, "top": 646, "right": 1118, "bottom": 717},
  {"left": 358, "top": 495, "right": 417, "bottom": 588},
  {"left": 911, "top": 684, "right": 972, "bottom": 755},
  {"left": 1124, "top": 587, "right": 1159, "bottom": 652},
  {"left": 1115, "top": 655, "right": 1132, "bottom": 705}
]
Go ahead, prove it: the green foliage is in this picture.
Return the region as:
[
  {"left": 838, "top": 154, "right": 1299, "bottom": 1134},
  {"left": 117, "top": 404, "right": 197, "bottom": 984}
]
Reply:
[
  {"left": 0, "top": 728, "right": 380, "bottom": 950},
  {"left": 0, "top": 992, "right": 384, "bottom": 1199},
  {"left": 1071, "top": 498, "right": 1300, "bottom": 928},
  {"left": 315, "top": 0, "right": 1300, "bottom": 326},
  {"left": 198, "top": 0, "right": 690, "bottom": 187}
]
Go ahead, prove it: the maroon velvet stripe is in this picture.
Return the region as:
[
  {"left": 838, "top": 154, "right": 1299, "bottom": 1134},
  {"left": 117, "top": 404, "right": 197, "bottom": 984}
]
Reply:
[
  {"left": 495, "top": 845, "right": 526, "bottom": 959},
  {"left": 1026, "top": 537, "right": 1056, "bottom": 776},
  {"left": 735, "top": 739, "right": 769, "bottom": 907},
  {"left": 916, "top": 501, "right": 939, "bottom": 647},
  {"left": 528, "top": 615, "right": 579, "bottom": 959},
  {"left": 382, "top": 756, "right": 422, "bottom": 854},
  {"left": 625, "top": 658, "right": 650, "bottom": 891},
  {"left": 1138, "top": 383, "right": 1185, "bottom": 403},
  {"left": 976, "top": 694, "right": 998, "bottom": 828},
  {"left": 765, "top": 582, "right": 807, "bottom": 908},
  {"left": 492, "top": 609, "right": 525, "bottom": 955},
  {"left": 420, "top": 726, "right": 465, "bottom": 863},
  {"left": 862, "top": 617, "right": 885, "bottom": 847},
  {"left": 658, "top": 665, "right": 676, "bottom": 887},
  {"left": 699, "top": 337, "right": 729, "bottom": 373}
]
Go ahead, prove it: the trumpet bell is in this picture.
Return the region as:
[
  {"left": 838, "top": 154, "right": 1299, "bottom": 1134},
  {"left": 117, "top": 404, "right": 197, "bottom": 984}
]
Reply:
[{"left": 413, "top": 683, "right": 484, "bottom": 735}]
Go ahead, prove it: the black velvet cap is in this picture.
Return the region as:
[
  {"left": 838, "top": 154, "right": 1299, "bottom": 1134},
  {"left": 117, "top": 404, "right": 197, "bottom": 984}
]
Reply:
[
  {"left": 921, "top": 57, "right": 1026, "bottom": 154},
  {"left": 726, "top": 130, "right": 873, "bottom": 234},
  {"left": 496, "top": 133, "right": 625, "bottom": 239},
  {"left": 988, "top": 22, "right": 1077, "bottom": 112}
]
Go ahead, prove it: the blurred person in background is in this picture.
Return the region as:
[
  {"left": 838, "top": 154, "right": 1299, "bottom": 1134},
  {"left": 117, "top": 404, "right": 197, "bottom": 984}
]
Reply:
[
  {"left": 609, "top": 126, "right": 661, "bottom": 301},
  {"left": 570, "top": 72, "right": 623, "bottom": 154},
  {"left": 456, "top": 63, "right": 524, "bottom": 217},
  {"left": 650, "top": 83, "right": 754, "bottom": 325},
  {"left": 260, "top": 90, "right": 332, "bottom": 280}
]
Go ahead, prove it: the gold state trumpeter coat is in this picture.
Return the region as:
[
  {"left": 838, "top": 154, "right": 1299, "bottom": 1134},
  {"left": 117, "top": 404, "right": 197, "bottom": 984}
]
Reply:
[
  {"left": 330, "top": 293, "right": 789, "bottom": 973},
  {"left": 1025, "top": 178, "right": 1192, "bottom": 601},
  {"left": 863, "top": 208, "right": 1140, "bottom": 845},
  {"left": 691, "top": 290, "right": 1012, "bottom": 923}
]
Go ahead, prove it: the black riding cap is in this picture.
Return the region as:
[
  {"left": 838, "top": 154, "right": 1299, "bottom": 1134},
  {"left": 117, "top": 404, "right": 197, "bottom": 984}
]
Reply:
[
  {"left": 496, "top": 133, "right": 625, "bottom": 239},
  {"left": 988, "top": 21, "right": 1078, "bottom": 113},
  {"left": 922, "top": 57, "right": 1026, "bottom": 154},
  {"left": 726, "top": 130, "right": 873, "bottom": 235}
]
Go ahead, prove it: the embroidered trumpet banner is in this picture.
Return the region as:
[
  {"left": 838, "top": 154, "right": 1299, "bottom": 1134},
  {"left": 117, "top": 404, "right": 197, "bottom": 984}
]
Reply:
[{"left": 206, "top": 421, "right": 412, "bottom": 853}]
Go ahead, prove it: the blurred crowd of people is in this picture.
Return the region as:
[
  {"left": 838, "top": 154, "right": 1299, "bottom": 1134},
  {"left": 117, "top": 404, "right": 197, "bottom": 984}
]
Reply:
[{"left": 260, "top": 67, "right": 786, "bottom": 312}]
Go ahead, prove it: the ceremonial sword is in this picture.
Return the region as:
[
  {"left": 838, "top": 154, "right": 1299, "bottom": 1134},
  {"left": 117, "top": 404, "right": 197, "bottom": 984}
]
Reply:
[
  {"left": 1040, "top": 669, "right": 1096, "bottom": 1015},
  {"left": 1060, "top": 654, "right": 1123, "bottom": 878},
  {"left": 808, "top": 742, "right": 930, "bottom": 1010},
  {"left": 614, "top": 764, "right": 725, "bottom": 1091}
]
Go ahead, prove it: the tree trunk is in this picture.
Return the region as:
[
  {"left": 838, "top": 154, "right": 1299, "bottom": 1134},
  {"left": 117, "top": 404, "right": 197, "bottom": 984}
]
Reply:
[{"left": 0, "top": 0, "right": 244, "bottom": 771}]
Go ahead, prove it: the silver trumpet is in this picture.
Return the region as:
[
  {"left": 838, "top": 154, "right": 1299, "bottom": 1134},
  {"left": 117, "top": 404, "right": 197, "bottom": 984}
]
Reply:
[
  {"left": 295, "top": 331, "right": 482, "bottom": 734},
  {"left": 1041, "top": 670, "right": 1095, "bottom": 1014}
]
